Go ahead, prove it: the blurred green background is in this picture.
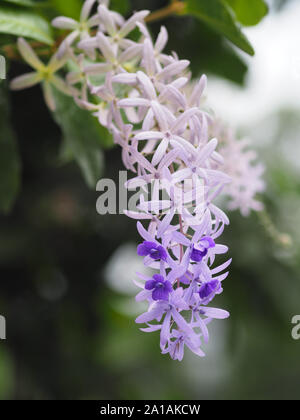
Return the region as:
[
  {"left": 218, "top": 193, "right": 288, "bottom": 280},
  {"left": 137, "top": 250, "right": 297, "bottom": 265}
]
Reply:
[{"left": 0, "top": 0, "right": 300, "bottom": 400}]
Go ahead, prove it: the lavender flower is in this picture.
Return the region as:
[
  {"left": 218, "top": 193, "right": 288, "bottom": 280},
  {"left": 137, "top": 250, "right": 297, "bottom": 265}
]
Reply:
[
  {"left": 145, "top": 274, "right": 172, "bottom": 301},
  {"left": 10, "top": 38, "right": 71, "bottom": 111},
  {"left": 211, "top": 121, "right": 265, "bottom": 216},
  {"left": 190, "top": 236, "right": 216, "bottom": 262},
  {"left": 52, "top": 0, "right": 102, "bottom": 58},
  {"left": 199, "top": 279, "right": 220, "bottom": 299},
  {"left": 137, "top": 241, "right": 167, "bottom": 261}
]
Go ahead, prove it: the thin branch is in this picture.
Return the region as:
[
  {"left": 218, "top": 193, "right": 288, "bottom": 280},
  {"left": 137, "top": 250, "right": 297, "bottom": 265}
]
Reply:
[{"left": 145, "top": 1, "right": 185, "bottom": 24}]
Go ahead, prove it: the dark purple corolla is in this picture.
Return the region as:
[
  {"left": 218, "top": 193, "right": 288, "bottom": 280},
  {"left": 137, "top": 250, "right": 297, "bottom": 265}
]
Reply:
[
  {"left": 199, "top": 279, "right": 220, "bottom": 299},
  {"left": 191, "top": 236, "right": 215, "bottom": 262},
  {"left": 137, "top": 241, "right": 167, "bottom": 261},
  {"left": 145, "top": 274, "right": 173, "bottom": 301}
]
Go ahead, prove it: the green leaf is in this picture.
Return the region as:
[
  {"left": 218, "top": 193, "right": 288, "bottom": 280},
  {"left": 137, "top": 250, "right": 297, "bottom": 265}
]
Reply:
[
  {"left": 0, "top": 83, "right": 21, "bottom": 213},
  {"left": 183, "top": 0, "right": 255, "bottom": 55},
  {"left": 166, "top": 17, "right": 248, "bottom": 84},
  {"left": 0, "top": 346, "right": 14, "bottom": 399},
  {"left": 110, "top": 0, "right": 131, "bottom": 15},
  {"left": 2, "top": 0, "right": 35, "bottom": 7},
  {"left": 0, "top": 5, "right": 54, "bottom": 45},
  {"left": 49, "top": 0, "right": 83, "bottom": 20},
  {"left": 51, "top": 89, "right": 114, "bottom": 189},
  {"left": 225, "top": 0, "right": 268, "bottom": 26}
]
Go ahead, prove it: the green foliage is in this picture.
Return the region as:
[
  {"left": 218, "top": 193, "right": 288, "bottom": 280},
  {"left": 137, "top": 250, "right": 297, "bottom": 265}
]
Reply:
[
  {"left": 2, "top": 0, "right": 35, "bottom": 7},
  {"left": 166, "top": 17, "right": 247, "bottom": 84},
  {"left": 110, "top": 0, "right": 131, "bottom": 15},
  {"left": 0, "top": 33, "right": 14, "bottom": 47},
  {"left": 49, "top": 0, "right": 83, "bottom": 20},
  {"left": 183, "top": 0, "right": 254, "bottom": 55},
  {"left": 51, "top": 89, "right": 113, "bottom": 189},
  {"left": 225, "top": 0, "right": 268, "bottom": 26},
  {"left": 0, "top": 4, "right": 54, "bottom": 44},
  {"left": 48, "top": 0, "right": 131, "bottom": 19},
  {"left": 0, "top": 346, "right": 14, "bottom": 399},
  {"left": 0, "top": 84, "right": 21, "bottom": 213}
]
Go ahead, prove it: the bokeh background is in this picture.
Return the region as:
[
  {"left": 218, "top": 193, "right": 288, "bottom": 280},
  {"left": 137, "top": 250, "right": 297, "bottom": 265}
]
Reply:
[{"left": 0, "top": 0, "right": 300, "bottom": 400}]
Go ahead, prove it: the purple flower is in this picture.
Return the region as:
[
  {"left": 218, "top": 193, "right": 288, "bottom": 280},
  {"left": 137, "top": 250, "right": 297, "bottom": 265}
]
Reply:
[
  {"left": 190, "top": 236, "right": 215, "bottom": 262},
  {"left": 212, "top": 122, "right": 265, "bottom": 216},
  {"left": 199, "top": 279, "right": 220, "bottom": 299},
  {"left": 41, "top": 0, "right": 234, "bottom": 361},
  {"left": 137, "top": 241, "right": 167, "bottom": 261},
  {"left": 162, "top": 329, "right": 205, "bottom": 361},
  {"left": 145, "top": 274, "right": 172, "bottom": 301}
]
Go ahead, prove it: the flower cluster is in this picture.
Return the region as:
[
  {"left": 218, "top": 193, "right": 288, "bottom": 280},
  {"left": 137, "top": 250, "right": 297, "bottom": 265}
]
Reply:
[
  {"left": 211, "top": 121, "right": 265, "bottom": 216},
  {"left": 11, "top": 0, "right": 234, "bottom": 360}
]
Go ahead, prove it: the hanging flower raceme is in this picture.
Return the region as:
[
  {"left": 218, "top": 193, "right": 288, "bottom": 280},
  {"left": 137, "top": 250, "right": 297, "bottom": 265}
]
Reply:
[
  {"left": 211, "top": 121, "right": 265, "bottom": 216},
  {"left": 11, "top": 0, "right": 234, "bottom": 360}
]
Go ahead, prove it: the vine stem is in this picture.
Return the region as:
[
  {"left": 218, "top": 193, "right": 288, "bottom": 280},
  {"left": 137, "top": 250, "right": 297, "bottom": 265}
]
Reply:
[
  {"left": 1, "top": 32, "right": 68, "bottom": 61},
  {"left": 257, "top": 210, "right": 292, "bottom": 248},
  {"left": 145, "top": 1, "right": 185, "bottom": 23},
  {"left": 178, "top": 214, "right": 184, "bottom": 288},
  {"left": 169, "top": 162, "right": 185, "bottom": 288}
]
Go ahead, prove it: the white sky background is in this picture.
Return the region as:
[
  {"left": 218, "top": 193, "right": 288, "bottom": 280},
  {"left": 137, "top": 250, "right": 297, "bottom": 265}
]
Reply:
[{"left": 207, "top": 0, "right": 300, "bottom": 128}]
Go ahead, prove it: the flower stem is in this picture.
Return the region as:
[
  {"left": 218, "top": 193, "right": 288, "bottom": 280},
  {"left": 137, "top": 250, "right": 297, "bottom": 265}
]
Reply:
[
  {"left": 258, "top": 210, "right": 292, "bottom": 248},
  {"left": 169, "top": 162, "right": 187, "bottom": 288},
  {"left": 145, "top": 1, "right": 185, "bottom": 23},
  {"left": 178, "top": 214, "right": 184, "bottom": 288},
  {"left": 1, "top": 32, "right": 68, "bottom": 62}
]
